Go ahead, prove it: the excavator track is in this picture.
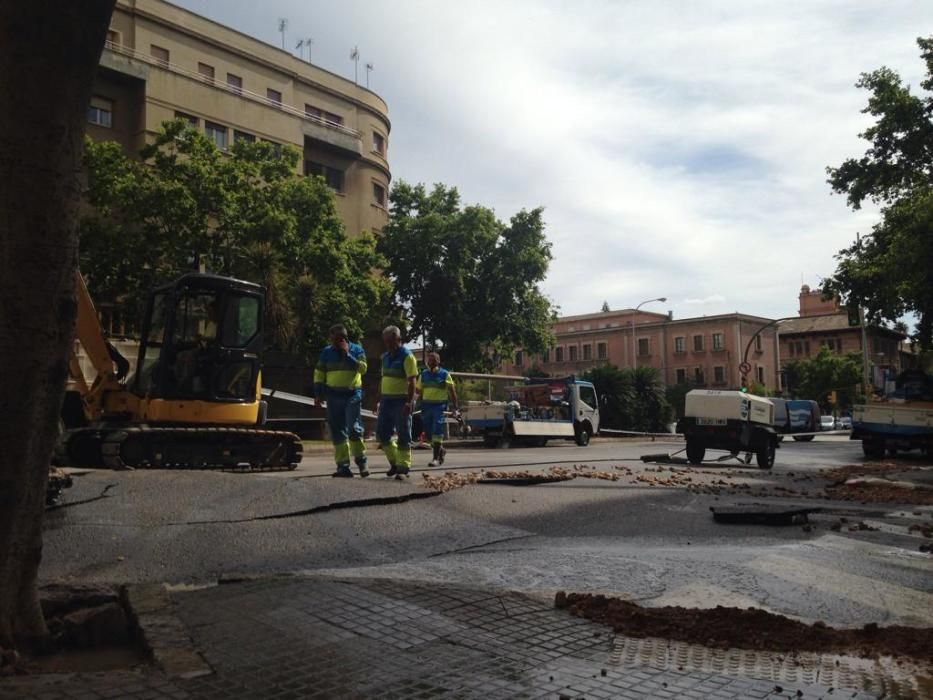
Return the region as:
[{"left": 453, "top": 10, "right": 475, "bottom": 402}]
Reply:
[{"left": 59, "top": 426, "right": 302, "bottom": 471}]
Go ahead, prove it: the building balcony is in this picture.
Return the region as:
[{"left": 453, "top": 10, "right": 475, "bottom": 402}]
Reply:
[{"left": 101, "top": 41, "right": 363, "bottom": 149}]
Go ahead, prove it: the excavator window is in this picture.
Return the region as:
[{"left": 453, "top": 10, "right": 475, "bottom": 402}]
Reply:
[
  {"left": 137, "top": 292, "right": 169, "bottom": 395},
  {"left": 221, "top": 294, "right": 260, "bottom": 347}
]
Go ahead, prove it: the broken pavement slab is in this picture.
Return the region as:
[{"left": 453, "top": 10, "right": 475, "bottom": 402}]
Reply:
[
  {"left": 710, "top": 504, "right": 819, "bottom": 525},
  {"left": 123, "top": 583, "right": 212, "bottom": 680}
]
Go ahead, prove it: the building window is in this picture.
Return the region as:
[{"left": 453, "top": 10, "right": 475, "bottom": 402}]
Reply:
[
  {"left": 204, "top": 121, "right": 227, "bottom": 150},
  {"left": 638, "top": 338, "right": 649, "bottom": 356},
  {"left": 555, "top": 347, "right": 564, "bottom": 362},
  {"left": 583, "top": 344, "right": 592, "bottom": 361},
  {"left": 714, "top": 366, "right": 725, "bottom": 384},
  {"left": 234, "top": 130, "right": 255, "bottom": 143},
  {"left": 266, "top": 88, "right": 282, "bottom": 107},
  {"left": 227, "top": 73, "right": 243, "bottom": 95},
  {"left": 755, "top": 334, "right": 763, "bottom": 352},
  {"left": 372, "top": 131, "right": 386, "bottom": 154},
  {"left": 569, "top": 346, "right": 578, "bottom": 361},
  {"left": 372, "top": 182, "right": 387, "bottom": 207},
  {"left": 305, "top": 104, "right": 344, "bottom": 126},
  {"left": 757, "top": 366, "right": 765, "bottom": 384},
  {"left": 695, "top": 367, "right": 705, "bottom": 385},
  {"left": 175, "top": 111, "right": 198, "bottom": 127},
  {"left": 198, "top": 62, "right": 215, "bottom": 83},
  {"left": 794, "top": 341, "right": 803, "bottom": 356},
  {"left": 106, "top": 29, "right": 120, "bottom": 46},
  {"left": 804, "top": 341, "right": 810, "bottom": 355},
  {"left": 674, "top": 336, "right": 685, "bottom": 353},
  {"left": 542, "top": 349, "right": 550, "bottom": 364},
  {"left": 693, "top": 334, "right": 704, "bottom": 352},
  {"left": 712, "top": 333, "right": 724, "bottom": 351},
  {"left": 676, "top": 368, "right": 686, "bottom": 384},
  {"left": 87, "top": 96, "right": 113, "bottom": 128},
  {"left": 304, "top": 161, "right": 344, "bottom": 192},
  {"left": 514, "top": 351, "right": 524, "bottom": 367},
  {"left": 150, "top": 44, "right": 169, "bottom": 66},
  {"left": 597, "top": 342, "right": 607, "bottom": 360}
]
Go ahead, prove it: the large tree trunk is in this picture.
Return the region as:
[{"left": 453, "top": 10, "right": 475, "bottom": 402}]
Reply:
[{"left": 0, "top": 0, "right": 115, "bottom": 647}]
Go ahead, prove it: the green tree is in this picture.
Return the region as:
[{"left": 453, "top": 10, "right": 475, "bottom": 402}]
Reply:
[
  {"left": 79, "top": 120, "right": 390, "bottom": 360},
  {"left": 377, "top": 181, "right": 556, "bottom": 371},
  {"left": 825, "top": 37, "right": 933, "bottom": 348},
  {"left": 583, "top": 364, "right": 671, "bottom": 432},
  {"left": 782, "top": 348, "right": 863, "bottom": 410},
  {"left": 665, "top": 380, "right": 695, "bottom": 419}
]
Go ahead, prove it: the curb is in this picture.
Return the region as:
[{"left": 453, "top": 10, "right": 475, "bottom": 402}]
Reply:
[{"left": 123, "top": 583, "right": 212, "bottom": 680}]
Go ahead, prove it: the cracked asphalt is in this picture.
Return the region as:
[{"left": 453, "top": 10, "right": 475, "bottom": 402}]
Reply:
[{"left": 41, "top": 436, "right": 933, "bottom": 629}]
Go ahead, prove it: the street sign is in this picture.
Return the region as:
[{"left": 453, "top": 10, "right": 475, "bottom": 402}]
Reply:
[{"left": 739, "top": 361, "right": 752, "bottom": 375}]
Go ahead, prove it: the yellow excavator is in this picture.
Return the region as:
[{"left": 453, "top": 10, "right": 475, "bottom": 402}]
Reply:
[{"left": 56, "top": 271, "right": 302, "bottom": 470}]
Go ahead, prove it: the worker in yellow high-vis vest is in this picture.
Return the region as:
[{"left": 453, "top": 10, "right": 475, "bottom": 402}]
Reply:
[
  {"left": 416, "top": 351, "right": 459, "bottom": 466},
  {"left": 313, "top": 324, "right": 369, "bottom": 478},
  {"left": 376, "top": 325, "right": 418, "bottom": 479}
]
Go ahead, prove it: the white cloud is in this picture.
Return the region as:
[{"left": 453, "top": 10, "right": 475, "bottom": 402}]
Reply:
[
  {"left": 180, "top": 0, "right": 932, "bottom": 321},
  {"left": 684, "top": 295, "right": 727, "bottom": 306}
]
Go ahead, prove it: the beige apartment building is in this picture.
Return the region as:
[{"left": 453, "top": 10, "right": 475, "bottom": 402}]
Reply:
[
  {"left": 501, "top": 308, "right": 780, "bottom": 391},
  {"left": 88, "top": 0, "right": 391, "bottom": 238}
]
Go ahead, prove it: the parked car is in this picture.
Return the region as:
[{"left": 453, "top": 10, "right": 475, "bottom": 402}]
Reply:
[
  {"left": 836, "top": 415, "right": 852, "bottom": 430},
  {"left": 787, "top": 399, "right": 821, "bottom": 441},
  {"left": 820, "top": 415, "right": 836, "bottom": 431}
]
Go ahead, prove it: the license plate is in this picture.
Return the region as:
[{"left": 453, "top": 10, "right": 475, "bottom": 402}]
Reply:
[{"left": 696, "top": 417, "right": 727, "bottom": 426}]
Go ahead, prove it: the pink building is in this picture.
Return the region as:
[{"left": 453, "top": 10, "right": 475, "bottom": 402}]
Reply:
[{"left": 502, "top": 308, "right": 779, "bottom": 390}]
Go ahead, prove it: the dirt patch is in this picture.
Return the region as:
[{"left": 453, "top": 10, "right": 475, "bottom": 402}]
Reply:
[
  {"left": 826, "top": 482, "right": 933, "bottom": 506},
  {"left": 421, "top": 465, "right": 619, "bottom": 492},
  {"left": 1, "top": 586, "right": 148, "bottom": 676},
  {"left": 555, "top": 592, "right": 933, "bottom": 661}
]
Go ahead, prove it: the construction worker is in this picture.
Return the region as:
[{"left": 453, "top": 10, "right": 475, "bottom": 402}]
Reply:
[
  {"left": 417, "top": 351, "right": 459, "bottom": 466},
  {"left": 314, "top": 324, "right": 369, "bottom": 478},
  {"left": 376, "top": 325, "right": 418, "bottom": 479}
]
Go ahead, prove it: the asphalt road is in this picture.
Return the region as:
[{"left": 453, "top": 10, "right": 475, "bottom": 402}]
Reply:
[{"left": 42, "top": 436, "right": 933, "bottom": 629}]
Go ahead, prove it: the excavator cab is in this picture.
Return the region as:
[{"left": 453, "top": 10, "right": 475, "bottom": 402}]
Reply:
[{"left": 134, "top": 274, "right": 264, "bottom": 404}]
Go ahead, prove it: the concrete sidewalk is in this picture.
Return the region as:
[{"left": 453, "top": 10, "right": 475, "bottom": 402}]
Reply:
[{"left": 1, "top": 577, "right": 880, "bottom": 700}]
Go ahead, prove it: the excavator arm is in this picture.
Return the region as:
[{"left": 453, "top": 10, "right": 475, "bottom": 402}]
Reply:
[{"left": 68, "top": 271, "right": 130, "bottom": 421}]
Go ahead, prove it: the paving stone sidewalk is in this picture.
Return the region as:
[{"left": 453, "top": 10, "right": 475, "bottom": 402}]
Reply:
[{"left": 1, "top": 577, "right": 879, "bottom": 700}]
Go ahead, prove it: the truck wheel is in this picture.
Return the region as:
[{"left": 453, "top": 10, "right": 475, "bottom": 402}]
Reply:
[
  {"left": 574, "top": 424, "right": 590, "bottom": 446},
  {"left": 792, "top": 435, "right": 814, "bottom": 442},
  {"left": 862, "top": 440, "right": 884, "bottom": 459},
  {"left": 756, "top": 440, "right": 775, "bottom": 469},
  {"left": 685, "top": 440, "right": 705, "bottom": 465}
]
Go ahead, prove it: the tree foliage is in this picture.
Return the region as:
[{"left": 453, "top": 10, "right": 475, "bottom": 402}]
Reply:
[
  {"left": 79, "top": 120, "right": 390, "bottom": 360},
  {"left": 377, "top": 181, "right": 556, "bottom": 371},
  {"left": 825, "top": 37, "right": 933, "bottom": 348},
  {"left": 582, "top": 364, "right": 671, "bottom": 432},
  {"left": 782, "top": 348, "right": 863, "bottom": 410}
]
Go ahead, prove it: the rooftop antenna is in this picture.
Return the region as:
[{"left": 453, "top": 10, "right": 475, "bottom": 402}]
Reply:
[
  {"left": 303, "top": 37, "right": 313, "bottom": 63},
  {"left": 350, "top": 45, "right": 359, "bottom": 84},
  {"left": 295, "top": 38, "right": 304, "bottom": 59},
  {"left": 365, "top": 62, "right": 374, "bottom": 88},
  {"left": 277, "top": 18, "right": 288, "bottom": 50}
]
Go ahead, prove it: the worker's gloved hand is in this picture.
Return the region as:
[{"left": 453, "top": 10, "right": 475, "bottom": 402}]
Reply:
[{"left": 454, "top": 409, "right": 463, "bottom": 422}]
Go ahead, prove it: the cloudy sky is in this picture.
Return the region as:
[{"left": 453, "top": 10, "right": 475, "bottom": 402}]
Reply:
[{"left": 178, "top": 0, "right": 931, "bottom": 322}]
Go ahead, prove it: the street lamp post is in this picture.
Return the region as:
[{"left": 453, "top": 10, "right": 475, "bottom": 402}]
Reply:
[{"left": 631, "top": 297, "right": 667, "bottom": 370}]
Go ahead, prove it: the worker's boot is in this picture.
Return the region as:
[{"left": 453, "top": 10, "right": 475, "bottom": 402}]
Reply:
[
  {"left": 386, "top": 463, "right": 397, "bottom": 477},
  {"left": 428, "top": 443, "right": 441, "bottom": 467},
  {"left": 332, "top": 463, "right": 353, "bottom": 478},
  {"left": 438, "top": 444, "right": 447, "bottom": 465},
  {"left": 356, "top": 457, "right": 369, "bottom": 478}
]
